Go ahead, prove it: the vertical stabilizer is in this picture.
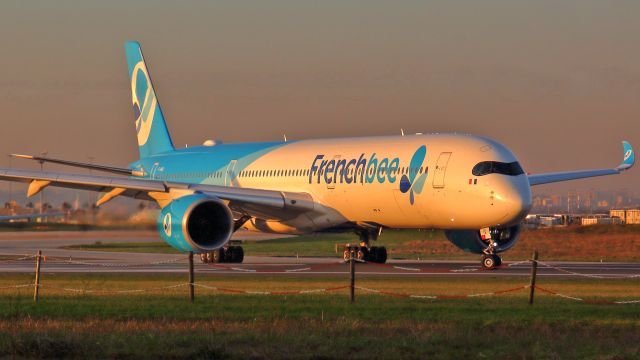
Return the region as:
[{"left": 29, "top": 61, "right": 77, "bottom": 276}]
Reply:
[{"left": 125, "top": 41, "right": 174, "bottom": 158}]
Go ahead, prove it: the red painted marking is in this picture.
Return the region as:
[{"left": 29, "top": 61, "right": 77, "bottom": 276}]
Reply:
[
  {"left": 436, "top": 295, "right": 468, "bottom": 299},
  {"left": 216, "top": 287, "right": 245, "bottom": 294},
  {"left": 493, "top": 286, "right": 527, "bottom": 295},
  {"left": 534, "top": 286, "right": 557, "bottom": 295}
]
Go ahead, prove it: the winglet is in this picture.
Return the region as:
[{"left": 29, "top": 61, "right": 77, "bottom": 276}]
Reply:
[{"left": 617, "top": 141, "right": 635, "bottom": 171}]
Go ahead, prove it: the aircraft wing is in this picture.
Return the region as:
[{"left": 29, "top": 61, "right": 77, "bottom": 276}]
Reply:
[
  {"left": 11, "top": 153, "right": 144, "bottom": 176},
  {"left": 0, "top": 168, "right": 314, "bottom": 219},
  {"left": 528, "top": 141, "right": 634, "bottom": 186}
]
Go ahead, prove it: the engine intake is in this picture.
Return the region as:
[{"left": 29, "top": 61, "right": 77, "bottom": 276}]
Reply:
[
  {"left": 158, "top": 194, "right": 234, "bottom": 252},
  {"left": 444, "top": 225, "right": 521, "bottom": 254}
]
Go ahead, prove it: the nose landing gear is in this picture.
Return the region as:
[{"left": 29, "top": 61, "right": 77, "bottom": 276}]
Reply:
[
  {"left": 481, "top": 253, "right": 502, "bottom": 270},
  {"left": 480, "top": 227, "right": 502, "bottom": 270}
]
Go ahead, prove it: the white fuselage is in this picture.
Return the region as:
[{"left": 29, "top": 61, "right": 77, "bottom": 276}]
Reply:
[{"left": 149, "top": 133, "right": 532, "bottom": 234}]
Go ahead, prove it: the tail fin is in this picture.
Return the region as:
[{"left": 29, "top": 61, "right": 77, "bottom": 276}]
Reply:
[{"left": 125, "top": 41, "right": 174, "bottom": 158}]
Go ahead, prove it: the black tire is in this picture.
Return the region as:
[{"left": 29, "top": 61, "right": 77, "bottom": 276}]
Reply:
[
  {"left": 494, "top": 255, "right": 502, "bottom": 267},
  {"left": 233, "top": 246, "right": 244, "bottom": 263},
  {"left": 357, "top": 247, "right": 368, "bottom": 261},
  {"left": 369, "top": 246, "right": 379, "bottom": 263},
  {"left": 199, "top": 253, "right": 209, "bottom": 264},
  {"left": 482, "top": 255, "right": 496, "bottom": 270},
  {"left": 224, "top": 246, "right": 237, "bottom": 263},
  {"left": 376, "top": 247, "right": 388, "bottom": 264},
  {"left": 343, "top": 250, "right": 352, "bottom": 262},
  {"left": 212, "top": 248, "right": 225, "bottom": 263}
]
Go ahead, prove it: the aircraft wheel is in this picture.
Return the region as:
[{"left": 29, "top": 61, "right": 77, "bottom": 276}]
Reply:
[
  {"left": 200, "top": 253, "right": 209, "bottom": 264},
  {"left": 343, "top": 250, "right": 352, "bottom": 262},
  {"left": 212, "top": 249, "right": 225, "bottom": 263},
  {"left": 356, "top": 247, "right": 368, "bottom": 261},
  {"left": 482, "top": 254, "right": 498, "bottom": 270},
  {"left": 494, "top": 255, "right": 502, "bottom": 267},
  {"left": 376, "top": 246, "right": 388, "bottom": 264},
  {"left": 369, "top": 246, "right": 379, "bottom": 263},
  {"left": 232, "top": 246, "right": 244, "bottom": 263},
  {"left": 224, "top": 247, "right": 236, "bottom": 263}
]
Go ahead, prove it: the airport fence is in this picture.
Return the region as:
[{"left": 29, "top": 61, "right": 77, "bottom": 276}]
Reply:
[{"left": 0, "top": 250, "right": 639, "bottom": 305}]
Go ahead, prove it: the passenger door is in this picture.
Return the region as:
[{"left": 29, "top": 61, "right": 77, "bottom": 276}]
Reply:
[
  {"left": 225, "top": 160, "right": 237, "bottom": 187},
  {"left": 432, "top": 152, "right": 452, "bottom": 188}
]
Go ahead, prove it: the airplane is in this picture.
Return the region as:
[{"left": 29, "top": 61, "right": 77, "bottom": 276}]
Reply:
[{"left": 0, "top": 41, "right": 634, "bottom": 269}]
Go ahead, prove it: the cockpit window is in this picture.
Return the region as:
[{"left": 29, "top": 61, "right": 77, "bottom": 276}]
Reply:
[{"left": 472, "top": 161, "right": 524, "bottom": 176}]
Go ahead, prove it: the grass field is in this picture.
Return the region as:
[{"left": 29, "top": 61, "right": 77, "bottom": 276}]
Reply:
[
  {"left": 66, "top": 225, "right": 640, "bottom": 262},
  {"left": 0, "top": 274, "right": 639, "bottom": 358}
]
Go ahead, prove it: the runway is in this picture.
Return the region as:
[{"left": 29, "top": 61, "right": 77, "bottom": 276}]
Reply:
[{"left": 1, "top": 231, "right": 639, "bottom": 278}]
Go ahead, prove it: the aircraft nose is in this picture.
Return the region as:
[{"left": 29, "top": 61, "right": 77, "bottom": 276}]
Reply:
[{"left": 493, "top": 177, "right": 532, "bottom": 225}]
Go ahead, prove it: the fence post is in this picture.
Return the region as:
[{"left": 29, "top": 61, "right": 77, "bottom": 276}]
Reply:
[
  {"left": 350, "top": 250, "right": 355, "bottom": 303},
  {"left": 528, "top": 250, "right": 538, "bottom": 305},
  {"left": 33, "top": 250, "right": 42, "bottom": 302},
  {"left": 188, "top": 252, "right": 195, "bottom": 303}
]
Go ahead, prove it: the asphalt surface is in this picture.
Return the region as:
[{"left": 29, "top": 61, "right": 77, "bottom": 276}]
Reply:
[{"left": 1, "top": 231, "right": 639, "bottom": 278}]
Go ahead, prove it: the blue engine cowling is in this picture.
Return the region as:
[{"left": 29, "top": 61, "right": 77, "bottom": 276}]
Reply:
[
  {"left": 157, "top": 194, "right": 234, "bottom": 253},
  {"left": 444, "top": 225, "right": 521, "bottom": 254}
]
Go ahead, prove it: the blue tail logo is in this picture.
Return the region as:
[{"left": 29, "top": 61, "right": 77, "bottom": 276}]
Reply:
[
  {"left": 125, "top": 41, "right": 174, "bottom": 158},
  {"left": 399, "top": 146, "right": 428, "bottom": 205},
  {"left": 131, "top": 61, "right": 156, "bottom": 146}
]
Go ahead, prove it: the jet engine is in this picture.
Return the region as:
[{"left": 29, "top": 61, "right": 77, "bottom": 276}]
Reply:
[
  {"left": 444, "top": 225, "right": 521, "bottom": 254},
  {"left": 157, "top": 194, "right": 234, "bottom": 253}
]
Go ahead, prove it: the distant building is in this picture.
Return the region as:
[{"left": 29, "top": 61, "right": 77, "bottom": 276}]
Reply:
[
  {"left": 609, "top": 209, "right": 640, "bottom": 224},
  {"left": 627, "top": 209, "right": 640, "bottom": 224},
  {"left": 581, "top": 215, "right": 622, "bottom": 226}
]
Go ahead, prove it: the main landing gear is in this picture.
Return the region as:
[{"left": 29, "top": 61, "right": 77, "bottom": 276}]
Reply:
[
  {"left": 341, "top": 245, "right": 388, "bottom": 264},
  {"left": 340, "top": 228, "right": 388, "bottom": 264},
  {"left": 200, "top": 245, "right": 244, "bottom": 264},
  {"left": 480, "top": 227, "right": 501, "bottom": 270},
  {"left": 200, "top": 217, "right": 252, "bottom": 264}
]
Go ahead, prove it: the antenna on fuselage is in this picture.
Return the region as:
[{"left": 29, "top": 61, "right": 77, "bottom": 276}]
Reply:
[
  {"left": 283, "top": 134, "right": 288, "bottom": 142},
  {"left": 401, "top": 129, "right": 405, "bottom": 136}
]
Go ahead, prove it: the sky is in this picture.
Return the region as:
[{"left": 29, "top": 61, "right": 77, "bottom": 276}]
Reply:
[{"left": 0, "top": 0, "right": 638, "bottom": 203}]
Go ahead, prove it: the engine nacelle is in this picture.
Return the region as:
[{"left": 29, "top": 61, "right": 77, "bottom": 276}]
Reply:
[
  {"left": 444, "top": 225, "right": 521, "bottom": 254},
  {"left": 157, "top": 194, "right": 234, "bottom": 253}
]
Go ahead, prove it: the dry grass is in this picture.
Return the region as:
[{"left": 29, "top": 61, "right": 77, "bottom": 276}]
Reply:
[{"left": 388, "top": 225, "right": 640, "bottom": 261}]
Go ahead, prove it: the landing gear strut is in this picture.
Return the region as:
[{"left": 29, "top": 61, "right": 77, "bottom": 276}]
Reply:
[
  {"left": 340, "top": 228, "right": 387, "bottom": 264},
  {"left": 199, "top": 245, "right": 244, "bottom": 264},
  {"left": 480, "top": 227, "right": 502, "bottom": 270}
]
